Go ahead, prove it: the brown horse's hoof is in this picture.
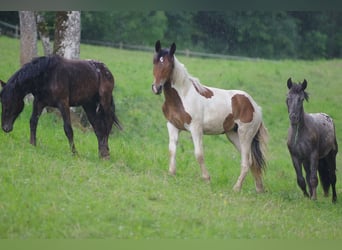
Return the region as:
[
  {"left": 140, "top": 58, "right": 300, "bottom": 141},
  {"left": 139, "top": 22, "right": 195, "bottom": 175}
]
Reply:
[{"left": 99, "top": 152, "right": 110, "bottom": 160}]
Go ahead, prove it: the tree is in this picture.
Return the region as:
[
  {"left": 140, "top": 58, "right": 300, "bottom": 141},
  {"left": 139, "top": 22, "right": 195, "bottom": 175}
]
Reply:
[
  {"left": 19, "top": 11, "right": 38, "bottom": 66},
  {"left": 53, "top": 11, "right": 81, "bottom": 59},
  {"left": 37, "top": 13, "right": 52, "bottom": 56}
]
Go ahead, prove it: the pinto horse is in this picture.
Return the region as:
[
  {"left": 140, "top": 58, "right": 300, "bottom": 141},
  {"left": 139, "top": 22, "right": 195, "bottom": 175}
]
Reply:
[
  {"left": 151, "top": 40, "right": 268, "bottom": 192},
  {"left": 0, "top": 55, "right": 121, "bottom": 159},
  {"left": 286, "top": 78, "right": 337, "bottom": 202}
]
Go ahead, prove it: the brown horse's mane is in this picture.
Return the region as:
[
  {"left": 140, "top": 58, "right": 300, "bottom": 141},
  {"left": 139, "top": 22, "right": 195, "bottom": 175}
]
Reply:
[{"left": 7, "top": 56, "right": 59, "bottom": 87}]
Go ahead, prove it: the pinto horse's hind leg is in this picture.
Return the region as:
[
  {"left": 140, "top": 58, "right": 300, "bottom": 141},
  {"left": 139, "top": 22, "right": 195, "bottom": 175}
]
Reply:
[{"left": 231, "top": 126, "right": 255, "bottom": 192}]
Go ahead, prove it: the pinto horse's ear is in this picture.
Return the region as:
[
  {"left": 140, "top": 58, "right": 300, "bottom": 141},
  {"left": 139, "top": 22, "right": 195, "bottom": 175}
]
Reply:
[
  {"left": 302, "top": 79, "right": 307, "bottom": 90},
  {"left": 155, "top": 40, "right": 161, "bottom": 53},
  {"left": 287, "top": 78, "right": 293, "bottom": 89},
  {"left": 170, "top": 42, "right": 176, "bottom": 57}
]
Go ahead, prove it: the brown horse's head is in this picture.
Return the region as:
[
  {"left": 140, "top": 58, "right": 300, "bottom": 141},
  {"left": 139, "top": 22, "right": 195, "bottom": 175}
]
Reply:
[
  {"left": 152, "top": 40, "right": 176, "bottom": 95},
  {"left": 0, "top": 80, "right": 25, "bottom": 132}
]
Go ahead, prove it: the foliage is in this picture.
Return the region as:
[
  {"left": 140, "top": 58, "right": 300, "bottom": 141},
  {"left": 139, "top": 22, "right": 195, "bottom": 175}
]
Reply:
[
  {"left": 1, "top": 36, "right": 342, "bottom": 238},
  {"left": 1, "top": 11, "right": 341, "bottom": 59},
  {"left": 81, "top": 11, "right": 168, "bottom": 46}
]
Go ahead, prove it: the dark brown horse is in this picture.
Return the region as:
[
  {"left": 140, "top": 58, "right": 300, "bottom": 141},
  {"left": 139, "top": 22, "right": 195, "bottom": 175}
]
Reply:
[
  {"left": 0, "top": 55, "right": 121, "bottom": 159},
  {"left": 286, "top": 78, "right": 337, "bottom": 203}
]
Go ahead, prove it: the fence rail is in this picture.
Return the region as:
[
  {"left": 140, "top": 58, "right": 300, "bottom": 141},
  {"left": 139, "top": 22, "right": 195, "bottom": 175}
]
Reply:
[
  {"left": 1, "top": 19, "right": 259, "bottom": 61},
  {"left": 82, "top": 39, "right": 260, "bottom": 61},
  {"left": 0, "top": 20, "right": 19, "bottom": 37}
]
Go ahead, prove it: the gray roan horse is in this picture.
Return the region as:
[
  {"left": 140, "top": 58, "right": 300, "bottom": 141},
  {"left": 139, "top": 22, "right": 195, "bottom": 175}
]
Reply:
[{"left": 286, "top": 78, "right": 337, "bottom": 203}]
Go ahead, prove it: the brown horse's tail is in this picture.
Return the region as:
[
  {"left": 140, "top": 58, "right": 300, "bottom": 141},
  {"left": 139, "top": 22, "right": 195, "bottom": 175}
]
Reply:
[
  {"left": 251, "top": 122, "right": 268, "bottom": 173},
  {"left": 111, "top": 96, "right": 123, "bottom": 131}
]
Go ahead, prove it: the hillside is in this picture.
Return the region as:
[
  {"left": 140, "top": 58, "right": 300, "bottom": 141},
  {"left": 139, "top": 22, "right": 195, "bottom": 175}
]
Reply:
[{"left": 1, "top": 36, "right": 342, "bottom": 239}]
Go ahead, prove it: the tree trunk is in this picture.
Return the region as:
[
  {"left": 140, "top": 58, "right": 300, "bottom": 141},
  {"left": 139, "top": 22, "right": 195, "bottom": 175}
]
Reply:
[
  {"left": 19, "top": 11, "right": 37, "bottom": 66},
  {"left": 37, "top": 13, "right": 52, "bottom": 56},
  {"left": 53, "top": 11, "right": 81, "bottom": 59}
]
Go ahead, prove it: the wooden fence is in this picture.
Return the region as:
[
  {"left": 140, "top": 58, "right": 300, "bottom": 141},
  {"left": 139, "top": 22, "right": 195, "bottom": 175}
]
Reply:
[{"left": 0, "top": 20, "right": 259, "bottom": 61}]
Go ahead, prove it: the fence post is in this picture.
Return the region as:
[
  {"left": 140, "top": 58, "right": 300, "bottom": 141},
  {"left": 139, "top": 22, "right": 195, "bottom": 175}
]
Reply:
[
  {"left": 15, "top": 25, "right": 19, "bottom": 38},
  {"left": 185, "top": 49, "right": 190, "bottom": 57}
]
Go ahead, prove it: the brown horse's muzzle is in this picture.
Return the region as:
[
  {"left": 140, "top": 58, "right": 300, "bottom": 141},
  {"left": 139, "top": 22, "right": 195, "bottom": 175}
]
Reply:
[{"left": 2, "top": 123, "right": 13, "bottom": 133}]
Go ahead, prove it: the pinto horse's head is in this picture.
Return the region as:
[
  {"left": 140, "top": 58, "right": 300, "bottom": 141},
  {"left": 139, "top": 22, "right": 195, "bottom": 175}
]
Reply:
[
  {"left": 0, "top": 80, "right": 24, "bottom": 132},
  {"left": 286, "top": 78, "right": 309, "bottom": 125},
  {"left": 152, "top": 40, "right": 176, "bottom": 95}
]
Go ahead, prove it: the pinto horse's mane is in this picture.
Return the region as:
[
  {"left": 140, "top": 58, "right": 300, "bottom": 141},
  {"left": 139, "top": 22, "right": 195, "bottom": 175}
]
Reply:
[{"left": 172, "top": 56, "right": 213, "bottom": 98}]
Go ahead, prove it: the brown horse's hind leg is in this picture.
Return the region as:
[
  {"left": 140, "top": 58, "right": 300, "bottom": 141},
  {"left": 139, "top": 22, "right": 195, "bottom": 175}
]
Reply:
[
  {"left": 59, "top": 104, "right": 77, "bottom": 155},
  {"left": 82, "top": 102, "right": 111, "bottom": 159}
]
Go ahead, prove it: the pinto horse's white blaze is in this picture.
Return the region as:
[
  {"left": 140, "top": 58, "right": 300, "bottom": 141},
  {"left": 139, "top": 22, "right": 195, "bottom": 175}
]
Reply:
[{"left": 152, "top": 41, "right": 268, "bottom": 192}]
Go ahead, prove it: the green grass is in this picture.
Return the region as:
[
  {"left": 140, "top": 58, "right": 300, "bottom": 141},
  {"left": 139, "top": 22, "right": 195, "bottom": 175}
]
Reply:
[{"left": 1, "top": 36, "right": 342, "bottom": 239}]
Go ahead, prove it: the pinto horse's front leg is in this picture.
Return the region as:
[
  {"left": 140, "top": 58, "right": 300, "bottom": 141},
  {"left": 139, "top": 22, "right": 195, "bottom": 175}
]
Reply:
[
  {"left": 190, "top": 126, "right": 210, "bottom": 181},
  {"left": 167, "top": 122, "right": 179, "bottom": 175},
  {"left": 30, "top": 99, "right": 45, "bottom": 146}
]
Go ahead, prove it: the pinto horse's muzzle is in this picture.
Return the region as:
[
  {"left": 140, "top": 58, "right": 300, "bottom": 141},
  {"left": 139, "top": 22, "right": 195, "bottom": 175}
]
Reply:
[{"left": 152, "top": 83, "right": 163, "bottom": 95}]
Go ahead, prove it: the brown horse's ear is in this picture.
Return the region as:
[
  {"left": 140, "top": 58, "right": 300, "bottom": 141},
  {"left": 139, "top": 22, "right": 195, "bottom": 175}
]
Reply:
[
  {"left": 170, "top": 42, "right": 176, "bottom": 57},
  {"left": 0, "top": 80, "right": 6, "bottom": 88},
  {"left": 155, "top": 40, "right": 161, "bottom": 53},
  {"left": 287, "top": 78, "right": 292, "bottom": 89},
  {"left": 302, "top": 79, "right": 307, "bottom": 90}
]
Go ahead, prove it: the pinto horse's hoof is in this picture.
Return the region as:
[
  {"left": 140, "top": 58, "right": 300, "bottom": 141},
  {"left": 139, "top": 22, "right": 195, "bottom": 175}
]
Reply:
[
  {"left": 233, "top": 184, "right": 241, "bottom": 192},
  {"left": 202, "top": 175, "right": 211, "bottom": 182}
]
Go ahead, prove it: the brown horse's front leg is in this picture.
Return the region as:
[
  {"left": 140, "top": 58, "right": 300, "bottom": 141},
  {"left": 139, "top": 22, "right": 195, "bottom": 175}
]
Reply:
[
  {"left": 99, "top": 136, "right": 110, "bottom": 159},
  {"left": 30, "top": 99, "right": 44, "bottom": 146}
]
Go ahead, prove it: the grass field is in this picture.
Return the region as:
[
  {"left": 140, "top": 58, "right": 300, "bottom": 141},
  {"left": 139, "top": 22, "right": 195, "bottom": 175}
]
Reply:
[{"left": 1, "top": 36, "right": 342, "bottom": 239}]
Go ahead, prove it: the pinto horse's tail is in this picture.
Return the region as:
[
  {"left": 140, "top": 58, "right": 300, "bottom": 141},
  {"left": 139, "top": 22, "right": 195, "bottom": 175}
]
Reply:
[{"left": 251, "top": 122, "right": 268, "bottom": 173}]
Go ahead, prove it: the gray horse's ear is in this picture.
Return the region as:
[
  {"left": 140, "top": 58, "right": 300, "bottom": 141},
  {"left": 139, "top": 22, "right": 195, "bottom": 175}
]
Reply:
[
  {"left": 287, "top": 78, "right": 292, "bottom": 89},
  {"left": 302, "top": 79, "right": 307, "bottom": 90},
  {"left": 170, "top": 42, "right": 176, "bottom": 57},
  {"left": 155, "top": 40, "right": 161, "bottom": 53}
]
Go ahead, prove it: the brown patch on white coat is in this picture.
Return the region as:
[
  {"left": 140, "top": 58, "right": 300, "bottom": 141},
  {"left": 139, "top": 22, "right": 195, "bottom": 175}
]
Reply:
[
  {"left": 189, "top": 77, "right": 214, "bottom": 99},
  {"left": 162, "top": 81, "right": 192, "bottom": 130},
  {"left": 223, "top": 94, "right": 255, "bottom": 132}
]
